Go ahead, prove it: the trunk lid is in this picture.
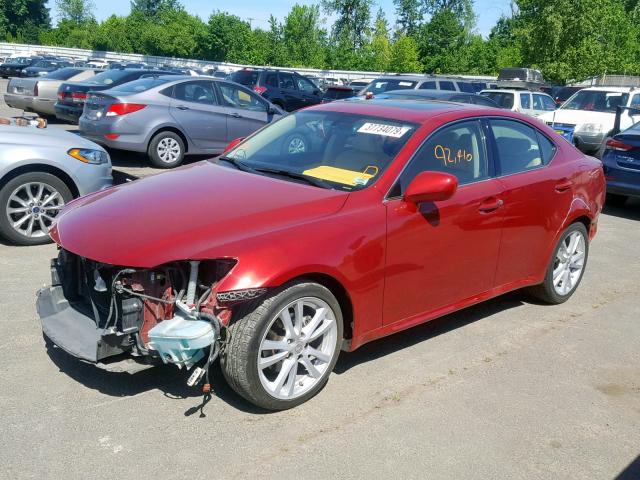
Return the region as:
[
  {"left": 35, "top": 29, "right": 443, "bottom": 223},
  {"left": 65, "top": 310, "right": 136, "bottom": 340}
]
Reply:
[{"left": 7, "top": 77, "right": 39, "bottom": 96}]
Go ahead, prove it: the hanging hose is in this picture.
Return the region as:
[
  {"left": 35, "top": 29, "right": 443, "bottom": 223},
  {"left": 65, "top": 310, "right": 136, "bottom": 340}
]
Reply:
[{"left": 197, "top": 312, "right": 221, "bottom": 392}]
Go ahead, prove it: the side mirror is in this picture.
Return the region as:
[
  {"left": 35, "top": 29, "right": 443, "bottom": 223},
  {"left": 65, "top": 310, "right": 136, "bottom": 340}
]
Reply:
[
  {"left": 267, "top": 105, "right": 279, "bottom": 115},
  {"left": 404, "top": 171, "right": 458, "bottom": 204},
  {"left": 223, "top": 137, "right": 245, "bottom": 154}
]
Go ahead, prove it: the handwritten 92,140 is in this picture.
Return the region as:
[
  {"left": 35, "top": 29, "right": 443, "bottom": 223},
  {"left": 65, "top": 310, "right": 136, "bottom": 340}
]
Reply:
[{"left": 434, "top": 145, "right": 473, "bottom": 167}]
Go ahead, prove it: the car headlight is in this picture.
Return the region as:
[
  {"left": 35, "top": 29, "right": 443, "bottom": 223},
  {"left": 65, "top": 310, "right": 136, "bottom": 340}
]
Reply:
[
  {"left": 68, "top": 148, "right": 110, "bottom": 165},
  {"left": 575, "top": 123, "right": 604, "bottom": 134}
]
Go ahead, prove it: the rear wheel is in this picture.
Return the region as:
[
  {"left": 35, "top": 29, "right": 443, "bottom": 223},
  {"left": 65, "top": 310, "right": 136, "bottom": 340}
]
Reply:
[
  {"left": 0, "top": 172, "right": 72, "bottom": 246},
  {"left": 528, "top": 223, "right": 588, "bottom": 304},
  {"left": 221, "top": 281, "right": 343, "bottom": 410},
  {"left": 606, "top": 193, "right": 628, "bottom": 207},
  {"left": 148, "top": 131, "right": 185, "bottom": 168}
]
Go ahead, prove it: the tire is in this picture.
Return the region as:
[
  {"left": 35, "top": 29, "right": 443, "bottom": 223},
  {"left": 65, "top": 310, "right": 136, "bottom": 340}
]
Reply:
[
  {"left": 528, "top": 223, "right": 589, "bottom": 304},
  {"left": 606, "top": 193, "right": 628, "bottom": 207},
  {"left": 0, "top": 172, "right": 73, "bottom": 246},
  {"left": 148, "top": 131, "right": 185, "bottom": 169},
  {"left": 221, "top": 281, "right": 343, "bottom": 410},
  {"left": 281, "top": 132, "right": 309, "bottom": 155}
]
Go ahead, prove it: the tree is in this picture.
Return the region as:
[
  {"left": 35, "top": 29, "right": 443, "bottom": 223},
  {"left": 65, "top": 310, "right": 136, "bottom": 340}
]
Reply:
[
  {"left": 282, "top": 4, "right": 327, "bottom": 68},
  {"left": 514, "top": 0, "right": 640, "bottom": 82},
  {"left": 322, "top": 0, "right": 372, "bottom": 49},
  {"left": 206, "top": 11, "right": 254, "bottom": 63},
  {"left": 365, "top": 8, "right": 391, "bottom": 71},
  {"left": 388, "top": 34, "right": 422, "bottom": 72},
  {"left": 130, "top": 0, "right": 180, "bottom": 17},
  {"left": 393, "top": 0, "right": 423, "bottom": 36},
  {"left": 55, "top": 0, "right": 95, "bottom": 25},
  {"left": 0, "top": 0, "right": 50, "bottom": 43}
]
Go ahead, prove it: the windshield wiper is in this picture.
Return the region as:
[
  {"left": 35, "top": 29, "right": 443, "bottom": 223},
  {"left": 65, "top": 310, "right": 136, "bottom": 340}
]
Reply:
[
  {"left": 253, "top": 167, "right": 332, "bottom": 189},
  {"left": 215, "top": 155, "right": 257, "bottom": 173}
]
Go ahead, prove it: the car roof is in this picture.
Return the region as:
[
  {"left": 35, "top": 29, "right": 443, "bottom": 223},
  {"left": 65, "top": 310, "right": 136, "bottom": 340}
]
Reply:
[
  {"left": 369, "top": 75, "right": 469, "bottom": 82},
  {"left": 313, "top": 98, "right": 485, "bottom": 123},
  {"left": 384, "top": 89, "right": 471, "bottom": 98},
  {"left": 481, "top": 89, "right": 547, "bottom": 94},
  {"left": 582, "top": 86, "right": 633, "bottom": 93}
]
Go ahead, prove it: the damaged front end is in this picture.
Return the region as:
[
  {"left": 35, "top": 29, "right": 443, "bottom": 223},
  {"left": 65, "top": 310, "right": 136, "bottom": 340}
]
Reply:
[{"left": 36, "top": 249, "right": 257, "bottom": 385}]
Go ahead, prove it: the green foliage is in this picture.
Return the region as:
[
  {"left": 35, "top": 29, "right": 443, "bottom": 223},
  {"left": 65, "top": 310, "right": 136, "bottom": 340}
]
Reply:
[
  {"left": 55, "top": 0, "right": 95, "bottom": 25},
  {"left": 282, "top": 5, "right": 327, "bottom": 68},
  {"left": 388, "top": 35, "right": 422, "bottom": 72},
  {"left": 1, "top": 0, "right": 50, "bottom": 43},
  {"left": 2, "top": 0, "right": 640, "bottom": 83}
]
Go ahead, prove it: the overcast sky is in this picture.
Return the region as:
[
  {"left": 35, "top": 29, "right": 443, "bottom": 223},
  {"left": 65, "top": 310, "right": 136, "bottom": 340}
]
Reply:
[{"left": 47, "top": 0, "right": 512, "bottom": 37}]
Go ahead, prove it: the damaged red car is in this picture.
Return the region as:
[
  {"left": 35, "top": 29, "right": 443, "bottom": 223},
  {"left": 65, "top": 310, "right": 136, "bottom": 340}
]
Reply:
[{"left": 37, "top": 100, "right": 605, "bottom": 410}]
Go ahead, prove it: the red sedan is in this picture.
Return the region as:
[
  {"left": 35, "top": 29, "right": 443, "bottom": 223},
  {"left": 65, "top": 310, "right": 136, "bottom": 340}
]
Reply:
[{"left": 37, "top": 100, "right": 605, "bottom": 410}]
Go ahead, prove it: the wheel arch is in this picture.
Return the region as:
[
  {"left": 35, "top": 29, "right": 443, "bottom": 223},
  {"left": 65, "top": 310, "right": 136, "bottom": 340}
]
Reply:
[{"left": 0, "top": 163, "right": 79, "bottom": 198}]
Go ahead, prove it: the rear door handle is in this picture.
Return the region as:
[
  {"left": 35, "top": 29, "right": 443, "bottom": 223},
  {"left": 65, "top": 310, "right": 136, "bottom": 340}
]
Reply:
[
  {"left": 176, "top": 105, "right": 189, "bottom": 110},
  {"left": 555, "top": 179, "right": 573, "bottom": 192},
  {"left": 229, "top": 112, "right": 242, "bottom": 118},
  {"left": 478, "top": 198, "right": 504, "bottom": 213}
]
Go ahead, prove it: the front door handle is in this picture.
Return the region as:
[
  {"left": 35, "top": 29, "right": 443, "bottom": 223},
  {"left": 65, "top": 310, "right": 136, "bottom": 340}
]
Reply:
[
  {"left": 478, "top": 198, "right": 504, "bottom": 213},
  {"left": 229, "top": 112, "right": 242, "bottom": 118},
  {"left": 555, "top": 179, "right": 573, "bottom": 192},
  {"left": 176, "top": 105, "right": 189, "bottom": 110}
]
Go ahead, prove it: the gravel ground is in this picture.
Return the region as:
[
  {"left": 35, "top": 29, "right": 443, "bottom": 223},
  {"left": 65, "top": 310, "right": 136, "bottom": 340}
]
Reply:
[{"left": 1, "top": 78, "right": 639, "bottom": 480}]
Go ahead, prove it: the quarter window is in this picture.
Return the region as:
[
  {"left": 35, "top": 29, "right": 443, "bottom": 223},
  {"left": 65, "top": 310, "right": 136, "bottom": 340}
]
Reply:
[
  {"left": 397, "top": 120, "right": 489, "bottom": 193},
  {"left": 490, "top": 119, "right": 555, "bottom": 175}
]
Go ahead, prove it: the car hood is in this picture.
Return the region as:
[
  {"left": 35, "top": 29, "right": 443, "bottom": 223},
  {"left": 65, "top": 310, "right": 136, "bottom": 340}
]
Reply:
[
  {"left": 50, "top": 162, "right": 349, "bottom": 267},
  {"left": 0, "top": 126, "right": 105, "bottom": 150},
  {"left": 540, "top": 109, "right": 614, "bottom": 127}
]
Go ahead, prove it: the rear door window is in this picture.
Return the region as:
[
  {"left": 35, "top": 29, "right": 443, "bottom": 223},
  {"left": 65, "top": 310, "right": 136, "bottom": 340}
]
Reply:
[
  {"left": 458, "top": 82, "right": 475, "bottom": 93},
  {"left": 419, "top": 81, "right": 437, "bottom": 90},
  {"left": 490, "top": 119, "right": 554, "bottom": 175},
  {"left": 520, "top": 93, "right": 531, "bottom": 109},
  {"left": 439, "top": 81, "right": 456, "bottom": 91},
  {"left": 173, "top": 80, "right": 217, "bottom": 105},
  {"left": 279, "top": 73, "right": 297, "bottom": 90},
  {"left": 264, "top": 73, "right": 278, "bottom": 88},
  {"left": 230, "top": 70, "right": 259, "bottom": 87}
]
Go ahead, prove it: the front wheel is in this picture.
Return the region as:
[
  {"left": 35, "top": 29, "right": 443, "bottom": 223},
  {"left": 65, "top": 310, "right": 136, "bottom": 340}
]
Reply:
[
  {"left": 0, "top": 172, "right": 72, "bottom": 246},
  {"left": 528, "top": 223, "right": 589, "bottom": 304},
  {"left": 221, "top": 281, "right": 343, "bottom": 410}
]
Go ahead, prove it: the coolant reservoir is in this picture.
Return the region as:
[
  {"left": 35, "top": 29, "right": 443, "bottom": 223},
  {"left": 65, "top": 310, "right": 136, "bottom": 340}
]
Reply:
[{"left": 147, "top": 316, "right": 215, "bottom": 369}]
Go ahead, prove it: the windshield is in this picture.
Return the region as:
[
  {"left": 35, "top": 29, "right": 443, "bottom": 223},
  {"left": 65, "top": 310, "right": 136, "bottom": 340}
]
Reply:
[
  {"left": 481, "top": 91, "right": 514, "bottom": 109},
  {"left": 561, "top": 90, "right": 628, "bottom": 113},
  {"left": 44, "top": 67, "right": 82, "bottom": 80},
  {"left": 220, "top": 111, "right": 418, "bottom": 191},
  {"left": 363, "top": 79, "right": 417, "bottom": 95},
  {"left": 87, "top": 70, "right": 133, "bottom": 85},
  {"left": 109, "top": 77, "right": 170, "bottom": 93}
]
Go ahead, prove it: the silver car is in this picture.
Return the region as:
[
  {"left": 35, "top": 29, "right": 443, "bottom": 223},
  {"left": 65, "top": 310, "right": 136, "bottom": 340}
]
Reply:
[
  {"left": 0, "top": 122, "right": 112, "bottom": 245},
  {"left": 4, "top": 68, "right": 100, "bottom": 116},
  {"left": 79, "top": 76, "right": 284, "bottom": 168}
]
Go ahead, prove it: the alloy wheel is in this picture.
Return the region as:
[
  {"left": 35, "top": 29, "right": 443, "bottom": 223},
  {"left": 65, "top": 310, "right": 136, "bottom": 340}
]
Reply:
[
  {"left": 257, "top": 297, "right": 338, "bottom": 400},
  {"left": 552, "top": 230, "right": 586, "bottom": 296},
  {"left": 6, "top": 182, "right": 65, "bottom": 239}
]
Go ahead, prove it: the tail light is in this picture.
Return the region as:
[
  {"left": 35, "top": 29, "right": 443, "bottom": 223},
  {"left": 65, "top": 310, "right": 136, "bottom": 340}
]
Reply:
[
  {"left": 34, "top": 83, "right": 38, "bottom": 97},
  {"left": 57, "top": 91, "right": 65, "bottom": 101},
  {"left": 253, "top": 86, "right": 267, "bottom": 95},
  {"left": 105, "top": 103, "right": 147, "bottom": 117},
  {"left": 71, "top": 92, "right": 87, "bottom": 103},
  {"left": 606, "top": 138, "right": 634, "bottom": 151}
]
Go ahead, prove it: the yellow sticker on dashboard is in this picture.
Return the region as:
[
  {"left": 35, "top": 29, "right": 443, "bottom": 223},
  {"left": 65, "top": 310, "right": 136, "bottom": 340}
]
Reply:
[{"left": 303, "top": 166, "right": 377, "bottom": 186}]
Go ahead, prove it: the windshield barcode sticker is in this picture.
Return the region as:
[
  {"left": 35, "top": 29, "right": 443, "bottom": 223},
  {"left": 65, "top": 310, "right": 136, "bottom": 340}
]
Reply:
[{"left": 358, "top": 123, "right": 410, "bottom": 138}]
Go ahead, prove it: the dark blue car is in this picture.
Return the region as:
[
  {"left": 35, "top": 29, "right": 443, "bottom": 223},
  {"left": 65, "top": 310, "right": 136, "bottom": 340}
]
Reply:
[{"left": 602, "top": 122, "right": 640, "bottom": 206}]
